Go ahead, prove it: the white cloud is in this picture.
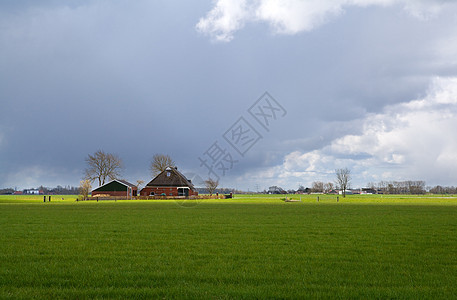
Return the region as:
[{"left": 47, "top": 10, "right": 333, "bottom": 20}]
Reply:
[
  {"left": 402, "top": 0, "right": 448, "bottom": 20},
  {"left": 195, "top": 0, "right": 250, "bottom": 42},
  {"left": 197, "top": 0, "right": 457, "bottom": 42},
  {"left": 255, "top": 0, "right": 344, "bottom": 34},
  {"left": 244, "top": 77, "right": 457, "bottom": 188}
]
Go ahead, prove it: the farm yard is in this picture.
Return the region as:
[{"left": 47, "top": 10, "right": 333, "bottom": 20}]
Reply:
[{"left": 1, "top": 194, "right": 457, "bottom": 298}]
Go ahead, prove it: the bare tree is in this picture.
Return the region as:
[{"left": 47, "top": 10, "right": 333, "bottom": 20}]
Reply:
[
  {"left": 136, "top": 180, "right": 145, "bottom": 189},
  {"left": 84, "top": 150, "right": 123, "bottom": 186},
  {"left": 205, "top": 178, "right": 219, "bottom": 196},
  {"left": 323, "top": 182, "right": 334, "bottom": 193},
  {"left": 150, "top": 154, "right": 175, "bottom": 177},
  {"left": 79, "top": 179, "right": 92, "bottom": 200},
  {"left": 335, "top": 168, "right": 351, "bottom": 197},
  {"left": 367, "top": 182, "right": 376, "bottom": 190},
  {"left": 311, "top": 181, "right": 324, "bottom": 193}
]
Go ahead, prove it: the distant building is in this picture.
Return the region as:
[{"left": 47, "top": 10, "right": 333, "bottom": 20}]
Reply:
[
  {"left": 361, "top": 188, "right": 377, "bottom": 194},
  {"left": 338, "top": 190, "right": 353, "bottom": 195},
  {"left": 140, "top": 167, "right": 198, "bottom": 197},
  {"left": 23, "top": 189, "right": 43, "bottom": 195},
  {"left": 268, "top": 186, "right": 286, "bottom": 194},
  {"left": 92, "top": 179, "right": 137, "bottom": 198},
  {"left": 295, "top": 187, "right": 311, "bottom": 194}
]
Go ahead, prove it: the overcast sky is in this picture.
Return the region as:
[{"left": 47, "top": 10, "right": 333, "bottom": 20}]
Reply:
[{"left": 1, "top": 0, "right": 457, "bottom": 191}]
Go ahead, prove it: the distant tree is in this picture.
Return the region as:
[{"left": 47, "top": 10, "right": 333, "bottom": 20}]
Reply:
[
  {"left": 296, "top": 185, "right": 309, "bottom": 194},
  {"left": 136, "top": 180, "right": 145, "bottom": 189},
  {"left": 49, "top": 185, "right": 79, "bottom": 195},
  {"left": 323, "top": 182, "right": 334, "bottom": 193},
  {"left": 205, "top": 178, "right": 219, "bottom": 196},
  {"left": 430, "top": 185, "right": 444, "bottom": 194},
  {"left": 38, "top": 185, "right": 48, "bottom": 194},
  {"left": 79, "top": 179, "right": 92, "bottom": 200},
  {"left": 0, "top": 188, "right": 15, "bottom": 195},
  {"left": 84, "top": 150, "right": 123, "bottom": 186},
  {"left": 311, "top": 181, "right": 324, "bottom": 193},
  {"left": 430, "top": 185, "right": 457, "bottom": 194},
  {"left": 366, "top": 182, "right": 377, "bottom": 190},
  {"left": 406, "top": 180, "right": 426, "bottom": 195},
  {"left": 335, "top": 168, "right": 351, "bottom": 197},
  {"left": 150, "top": 154, "right": 175, "bottom": 177}
]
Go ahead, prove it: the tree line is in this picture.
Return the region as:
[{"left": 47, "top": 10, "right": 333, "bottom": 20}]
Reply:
[
  {"left": 266, "top": 168, "right": 456, "bottom": 196},
  {"left": 0, "top": 185, "right": 79, "bottom": 195},
  {"left": 428, "top": 185, "right": 457, "bottom": 194},
  {"left": 366, "top": 180, "right": 426, "bottom": 194}
]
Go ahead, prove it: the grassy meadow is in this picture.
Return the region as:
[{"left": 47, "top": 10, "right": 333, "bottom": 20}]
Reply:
[{"left": 1, "top": 194, "right": 457, "bottom": 298}]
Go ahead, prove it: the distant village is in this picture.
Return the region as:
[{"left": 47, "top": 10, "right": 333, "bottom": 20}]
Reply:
[{"left": 2, "top": 177, "right": 457, "bottom": 196}]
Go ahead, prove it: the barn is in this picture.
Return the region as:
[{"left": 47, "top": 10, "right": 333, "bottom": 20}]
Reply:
[
  {"left": 92, "top": 179, "right": 137, "bottom": 198},
  {"left": 140, "top": 167, "right": 198, "bottom": 197}
]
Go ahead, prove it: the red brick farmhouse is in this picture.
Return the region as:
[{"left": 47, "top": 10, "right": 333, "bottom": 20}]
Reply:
[
  {"left": 140, "top": 167, "right": 198, "bottom": 197},
  {"left": 92, "top": 179, "right": 137, "bottom": 198}
]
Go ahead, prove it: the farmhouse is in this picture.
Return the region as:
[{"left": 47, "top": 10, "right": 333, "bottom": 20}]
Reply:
[
  {"left": 24, "top": 188, "right": 43, "bottom": 195},
  {"left": 338, "top": 190, "right": 353, "bottom": 195},
  {"left": 140, "top": 167, "right": 198, "bottom": 197},
  {"left": 92, "top": 179, "right": 137, "bottom": 198}
]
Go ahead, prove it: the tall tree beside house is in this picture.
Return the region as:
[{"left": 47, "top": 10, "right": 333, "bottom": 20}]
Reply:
[
  {"left": 205, "top": 178, "right": 219, "bottom": 196},
  {"left": 150, "top": 154, "right": 175, "bottom": 177},
  {"left": 335, "top": 168, "right": 351, "bottom": 197},
  {"left": 84, "top": 150, "right": 123, "bottom": 186}
]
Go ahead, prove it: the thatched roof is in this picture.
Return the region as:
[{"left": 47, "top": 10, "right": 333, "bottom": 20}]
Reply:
[{"left": 144, "top": 167, "right": 196, "bottom": 191}]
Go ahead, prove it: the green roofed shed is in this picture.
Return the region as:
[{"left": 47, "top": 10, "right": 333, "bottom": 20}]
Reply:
[{"left": 92, "top": 179, "right": 137, "bottom": 198}]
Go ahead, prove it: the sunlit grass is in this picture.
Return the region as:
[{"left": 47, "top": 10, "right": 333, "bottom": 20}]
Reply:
[
  {"left": 1, "top": 194, "right": 457, "bottom": 298},
  {"left": 1, "top": 193, "right": 457, "bottom": 205}
]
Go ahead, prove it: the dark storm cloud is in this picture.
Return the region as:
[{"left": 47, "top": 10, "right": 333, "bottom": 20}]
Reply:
[{"left": 1, "top": 1, "right": 457, "bottom": 189}]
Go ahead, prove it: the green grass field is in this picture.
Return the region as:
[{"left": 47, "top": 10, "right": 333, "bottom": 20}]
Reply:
[{"left": 1, "top": 194, "right": 457, "bottom": 298}]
